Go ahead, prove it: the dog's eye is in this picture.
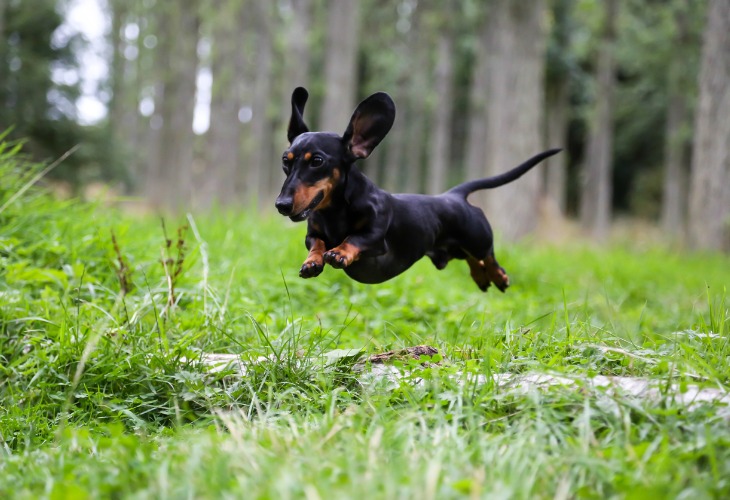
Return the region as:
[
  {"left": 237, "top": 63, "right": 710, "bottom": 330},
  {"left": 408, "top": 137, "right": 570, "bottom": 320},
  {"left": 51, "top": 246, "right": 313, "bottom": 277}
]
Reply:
[
  {"left": 311, "top": 155, "right": 324, "bottom": 167},
  {"left": 282, "top": 156, "right": 291, "bottom": 174}
]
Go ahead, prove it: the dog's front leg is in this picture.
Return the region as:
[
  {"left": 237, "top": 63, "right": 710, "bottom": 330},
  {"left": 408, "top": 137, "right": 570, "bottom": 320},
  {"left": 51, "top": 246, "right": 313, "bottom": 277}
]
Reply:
[
  {"left": 300, "top": 234, "right": 326, "bottom": 278},
  {"left": 323, "top": 239, "right": 362, "bottom": 269},
  {"left": 323, "top": 220, "right": 389, "bottom": 269}
]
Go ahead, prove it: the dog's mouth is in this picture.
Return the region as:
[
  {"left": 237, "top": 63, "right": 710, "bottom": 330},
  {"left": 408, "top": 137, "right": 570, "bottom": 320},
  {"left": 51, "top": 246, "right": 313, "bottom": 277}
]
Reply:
[{"left": 289, "top": 191, "right": 324, "bottom": 222}]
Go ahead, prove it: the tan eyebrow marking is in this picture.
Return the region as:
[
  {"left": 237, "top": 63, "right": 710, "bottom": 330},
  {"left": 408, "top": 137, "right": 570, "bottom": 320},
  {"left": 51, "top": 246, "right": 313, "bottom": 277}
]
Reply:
[
  {"left": 287, "top": 152, "right": 294, "bottom": 160},
  {"left": 304, "top": 152, "right": 312, "bottom": 161}
]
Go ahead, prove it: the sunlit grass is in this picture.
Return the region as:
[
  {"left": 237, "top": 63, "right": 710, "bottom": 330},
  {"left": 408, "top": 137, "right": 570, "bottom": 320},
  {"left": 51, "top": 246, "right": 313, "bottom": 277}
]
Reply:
[{"left": 1, "top": 146, "right": 729, "bottom": 497}]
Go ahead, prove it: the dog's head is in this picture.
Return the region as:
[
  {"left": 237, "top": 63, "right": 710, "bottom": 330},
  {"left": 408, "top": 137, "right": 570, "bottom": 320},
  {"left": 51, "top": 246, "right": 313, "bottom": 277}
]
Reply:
[{"left": 275, "top": 87, "right": 396, "bottom": 221}]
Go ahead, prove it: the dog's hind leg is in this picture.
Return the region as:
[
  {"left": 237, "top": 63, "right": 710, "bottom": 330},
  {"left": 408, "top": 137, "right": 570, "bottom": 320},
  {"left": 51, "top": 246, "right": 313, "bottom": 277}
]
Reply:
[
  {"left": 458, "top": 212, "right": 510, "bottom": 293},
  {"left": 465, "top": 252, "right": 509, "bottom": 293},
  {"left": 484, "top": 252, "right": 509, "bottom": 292},
  {"left": 466, "top": 257, "right": 491, "bottom": 291}
]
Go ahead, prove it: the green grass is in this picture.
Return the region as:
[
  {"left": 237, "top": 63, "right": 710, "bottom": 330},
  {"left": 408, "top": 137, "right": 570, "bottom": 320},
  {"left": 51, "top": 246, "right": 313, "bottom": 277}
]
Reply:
[{"left": 1, "top": 144, "right": 729, "bottom": 498}]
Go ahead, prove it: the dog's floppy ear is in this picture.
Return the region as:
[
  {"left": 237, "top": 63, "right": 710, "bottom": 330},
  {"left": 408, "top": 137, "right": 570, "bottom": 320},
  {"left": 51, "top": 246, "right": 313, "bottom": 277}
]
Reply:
[
  {"left": 342, "top": 92, "right": 396, "bottom": 160},
  {"left": 288, "top": 87, "right": 309, "bottom": 143}
]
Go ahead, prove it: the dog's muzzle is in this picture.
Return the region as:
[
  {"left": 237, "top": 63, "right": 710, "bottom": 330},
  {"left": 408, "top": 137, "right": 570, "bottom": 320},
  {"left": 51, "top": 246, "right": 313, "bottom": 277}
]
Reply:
[
  {"left": 275, "top": 196, "right": 293, "bottom": 216},
  {"left": 278, "top": 191, "right": 324, "bottom": 222}
]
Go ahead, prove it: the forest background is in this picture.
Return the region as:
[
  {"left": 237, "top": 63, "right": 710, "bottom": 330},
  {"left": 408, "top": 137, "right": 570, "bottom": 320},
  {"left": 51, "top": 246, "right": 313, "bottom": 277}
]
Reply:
[
  {"left": 1, "top": 0, "right": 729, "bottom": 250},
  {"left": 3, "top": 2, "right": 730, "bottom": 495}
]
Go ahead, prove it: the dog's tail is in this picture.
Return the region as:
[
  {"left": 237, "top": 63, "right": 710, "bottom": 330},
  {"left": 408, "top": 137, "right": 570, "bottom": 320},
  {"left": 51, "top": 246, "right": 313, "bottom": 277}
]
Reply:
[{"left": 446, "top": 148, "right": 562, "bottom": 198}]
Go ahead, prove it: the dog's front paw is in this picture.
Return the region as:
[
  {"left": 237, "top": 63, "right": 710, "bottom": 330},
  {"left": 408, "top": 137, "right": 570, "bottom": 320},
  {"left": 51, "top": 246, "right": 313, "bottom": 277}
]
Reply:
[
  {"left": 323, "top": 250, "right": 350, "bottom": 269},
  {"left": 323, "top": 243, "right": 360, "bottom": 269},
  {"left": 299, "top": 260, "right": 324, "bottom": 278}
]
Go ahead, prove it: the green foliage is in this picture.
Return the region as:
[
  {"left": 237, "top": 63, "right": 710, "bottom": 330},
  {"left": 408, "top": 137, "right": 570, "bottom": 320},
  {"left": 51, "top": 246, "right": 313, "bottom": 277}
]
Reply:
[
  {"left": 612, "top": 0, "right": 704, "bottom": 213},
  {"left": 568, "top": 0, "right": 706, "bottom": 214},
  {"left": 1, "top": 0, "right": 713, "bottom": 218},
  {"left": 1, "top": 146, "right": 729, "bottom": 497},
  {"left": 0, "top": 0, "right": 115, "bottom": 185}
]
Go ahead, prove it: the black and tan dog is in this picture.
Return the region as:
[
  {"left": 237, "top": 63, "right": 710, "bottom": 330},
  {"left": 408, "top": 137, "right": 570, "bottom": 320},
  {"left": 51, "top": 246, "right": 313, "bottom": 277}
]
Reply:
[{"left": 275, "top": 87, "right": 560, "bottom": 292}]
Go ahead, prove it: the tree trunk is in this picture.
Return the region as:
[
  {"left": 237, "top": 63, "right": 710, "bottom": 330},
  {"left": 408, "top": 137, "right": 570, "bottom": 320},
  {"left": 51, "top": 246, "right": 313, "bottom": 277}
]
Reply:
[
  {"left": 276, "top": 0, "right": 312, "bottom": 133},
  {"left": 149, "top": 1, "right": 200, "bottom": 209},
  {"left": 661, "top": 1, "right": 692, "bottom": 240},
  {"left": 580, "top": 0, "right": 618, "bottom": 240},
  {"left": 427, "top": 33, "right": 455, "bottom": 195},
  {"left": 233, "top": 3, "right": 251, "bottom": 199},
  {"left": 108, "top": 0, "right": 142, "bottom": 189},
  {"left": 464, "top": 21, "right": 491, "bottom": 189},
  {"left": 0, "top": 0, "right": 6, "bottom": 85},
  {"left": 319, "top": 0, "right": 360, "bottom": 133},
  {"left": 132, "top": 2, "right": 157, "bottom": 195},
  {"left": 381, "top": 15, "right": 418, "bottom": 193},
  {"left": 143, "top": 8, "right": 168, "bottom": 205},
  {"left": 270, "top": 0, "right": 312, "bottom": 199},
  {"left": 688, "top": 0, "right": 730, "bottom": 251},
  {"left": 482, "top": 1, "right": 547, "bottom": 241},
  {"left": 248, "top": 1, "right": 273, "bottom": 208},
  {"left": 661, "top": 83, "right": 689, "bottom": 239},
  {"left": 543, "top": 0, "right": 573, "bottom": 217},
  {"left": 0, "top": 0, "right": 5, "bottom": 41},
  {"left": 544, "top": 78, "right": 570, "bottom": 215},
  {"left": 403, "top": 39, "right": 429, "bottom": 194},
  {"left": 381, "top": 77, "right": 408, "bottom": 193},
  {"left": 107, "top": 0, "right": 127, "bottom": 172},
  {"left": 204, "top": 0, "right": 246, "bottom": 208}
]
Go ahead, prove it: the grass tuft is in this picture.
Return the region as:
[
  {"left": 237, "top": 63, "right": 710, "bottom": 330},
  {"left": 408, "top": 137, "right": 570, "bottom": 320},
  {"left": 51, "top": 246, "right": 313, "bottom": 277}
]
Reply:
[{"left": 1, "top": 142, "right": 729, "bottom": 497}]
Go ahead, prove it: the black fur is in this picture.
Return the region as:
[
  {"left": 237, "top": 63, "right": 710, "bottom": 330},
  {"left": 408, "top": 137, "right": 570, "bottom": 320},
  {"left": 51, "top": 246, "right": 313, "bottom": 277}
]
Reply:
[{"left": 275, "top": 86, "right": 561, "bottom": 292}]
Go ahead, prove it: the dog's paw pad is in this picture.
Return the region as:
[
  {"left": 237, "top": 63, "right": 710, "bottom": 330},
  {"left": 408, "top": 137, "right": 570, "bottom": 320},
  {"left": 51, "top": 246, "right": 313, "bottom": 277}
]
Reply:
[
  {"left": 299, "top": 261, "right": 323, "bottom": 278},
  {"left": 323, "top": 251, "right": 344, "bottom": 268},
  {"left": 495, "top": 274, "right": 509, "bottom": 292}
]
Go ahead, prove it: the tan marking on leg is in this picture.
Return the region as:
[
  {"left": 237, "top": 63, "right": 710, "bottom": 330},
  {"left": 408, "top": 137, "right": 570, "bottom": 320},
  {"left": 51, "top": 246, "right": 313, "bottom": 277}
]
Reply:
[
  {"left": 485, "top": 255, "right": 509, "bottom": 291},
  {"left": 300, "top": 238, "right": 326, "bottom": 278},
  {"left": 324, "top": 241, "right": 361, "bottom": 268},
  {"left": 467, "top": 257, "right": 490, "bottom": 291},
  {"left": 303, "top": 238, "right": 325, "bottom": 267}
]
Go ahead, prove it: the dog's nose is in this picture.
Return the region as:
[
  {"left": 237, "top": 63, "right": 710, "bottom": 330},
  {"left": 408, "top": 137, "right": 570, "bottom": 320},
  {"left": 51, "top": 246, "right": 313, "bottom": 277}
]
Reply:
[{"left": 275, "top": 197, "right": 293, "bottom": 215}]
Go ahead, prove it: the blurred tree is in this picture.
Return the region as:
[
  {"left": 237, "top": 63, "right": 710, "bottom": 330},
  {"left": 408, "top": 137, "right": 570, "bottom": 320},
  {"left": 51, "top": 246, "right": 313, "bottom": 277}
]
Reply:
[
  {"left": 247, "top": 1, "right": 274, "bottom": 207},
  {"left": 481, "top": 0, "right": 548, "bottom": 241},
  {"left": 464, "top": 8, "right": 489, "bottom": 189},
  {"left": 319, "top": 0, "right": 360, "bottom": 132},
  {"left": 3, "top": 0, "right": 713, "bottom": 229},
  {"left": 107, "top": 0, "right": 143, "bottom": 190},
  {"left": 136, "top": 5, "right": 165, "bottom": 202},
  {"left": 425, "top": 0, "right": 456, "bottom": 195},
  {"left": 688, "top": 0, "right": 730, "bottom": 251},
  {"left": 606, "top": 0, "right": 701, "bottom": 228},
  {"left": 580, "top": 0, "right": 618, "bottom": 240},
  {"left": 148, "top": 1, "right": 200, "bottom": 209},
  {"left": 403, "top": 7, "right": 429, "bottom": 194},
  {"left": 203, "top": 0, "right": 248, "bottom": 208},
  {"left": 269, "top": 0, "right": 315, "bottom": 202},
  {"left": 274, "top": 0, "right": 312, "bottom": 143},
  {"left": 543, "top": 0, "right": 575, "bottom": 217},
  {"left": 660, "top": 0, "right": 702, "bottom": 239},
  {"left": 367, "top": 0, "right": 419, "bottom": 193},
  {"left": 0, "top": 0, "right": 98, "bottom": 183}
]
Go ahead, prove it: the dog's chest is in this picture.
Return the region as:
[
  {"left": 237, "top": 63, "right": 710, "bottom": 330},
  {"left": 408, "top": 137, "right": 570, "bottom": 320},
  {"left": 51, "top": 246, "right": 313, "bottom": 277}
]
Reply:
[{"left": 311, "top": 211, "right": 359, "bottom": 247}]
